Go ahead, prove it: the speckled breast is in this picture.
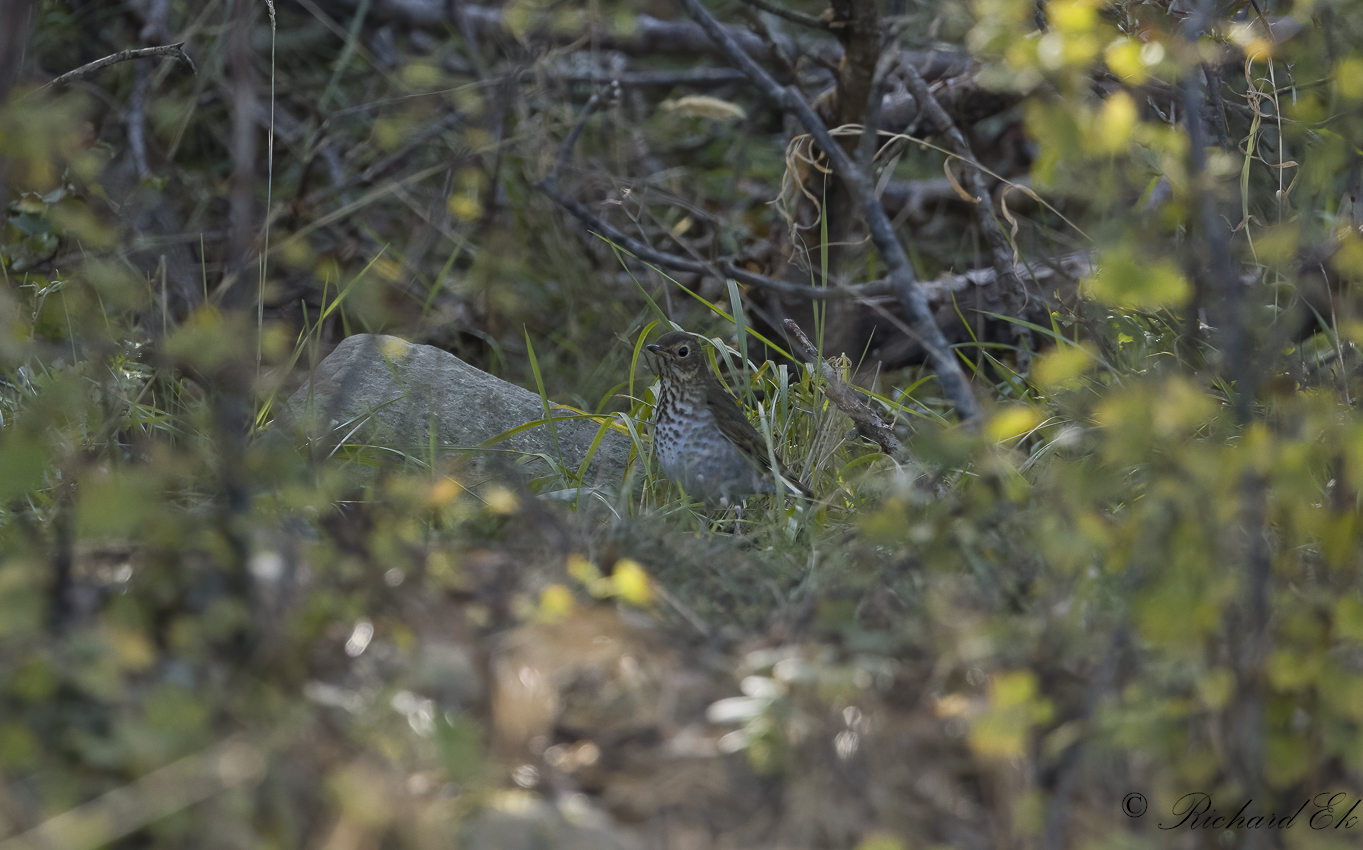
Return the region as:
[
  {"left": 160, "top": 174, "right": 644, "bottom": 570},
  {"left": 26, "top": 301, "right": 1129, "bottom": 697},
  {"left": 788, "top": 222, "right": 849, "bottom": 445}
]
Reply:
[{"left": 653, "top": 401, "right": 770, "bottom": 503}]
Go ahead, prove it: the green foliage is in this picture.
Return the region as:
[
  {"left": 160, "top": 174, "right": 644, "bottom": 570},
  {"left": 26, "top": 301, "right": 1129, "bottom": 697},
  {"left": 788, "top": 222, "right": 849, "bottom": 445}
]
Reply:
[{"left": 4, "top": 0, "right": 1363, "bottom": 846}]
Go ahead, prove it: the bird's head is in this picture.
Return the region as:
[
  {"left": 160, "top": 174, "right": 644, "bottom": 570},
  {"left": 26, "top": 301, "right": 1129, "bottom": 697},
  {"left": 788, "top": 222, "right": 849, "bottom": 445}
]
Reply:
[{"left": 645, "top": 331, "right": 705, "bottom": 382}]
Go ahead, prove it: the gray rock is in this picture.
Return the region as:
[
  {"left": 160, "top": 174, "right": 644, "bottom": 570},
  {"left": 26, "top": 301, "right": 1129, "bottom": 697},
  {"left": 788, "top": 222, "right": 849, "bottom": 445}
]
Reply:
[{"left": 279, "top": 334, "right": 631, "bottom": 485}]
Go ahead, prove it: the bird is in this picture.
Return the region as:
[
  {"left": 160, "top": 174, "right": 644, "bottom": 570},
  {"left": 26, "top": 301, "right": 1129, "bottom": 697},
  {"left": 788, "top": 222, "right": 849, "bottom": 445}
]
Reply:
[{"left": 645, "top": 331, "right": 814, "bottom": 505}]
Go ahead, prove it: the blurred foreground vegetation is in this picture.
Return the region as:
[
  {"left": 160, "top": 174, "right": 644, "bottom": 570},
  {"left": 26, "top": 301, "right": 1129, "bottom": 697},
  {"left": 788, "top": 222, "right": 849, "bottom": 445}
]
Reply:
[{"left": 3, "top": 0, "right": 1363, "bottom": 848}]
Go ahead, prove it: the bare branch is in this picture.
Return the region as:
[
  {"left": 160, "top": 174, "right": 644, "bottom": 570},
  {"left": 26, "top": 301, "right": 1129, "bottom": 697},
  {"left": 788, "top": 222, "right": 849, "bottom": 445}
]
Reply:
[
  {"left": 538, "top": 90, "right": 894, "bottom": 301},
  {"left": 301, "top": 111, "right": 462, "bottom": 208},
  {"left": 540, "top": 179, "right": 889, "bottom": 301},
  {"left": 544, "top": 91, "right": 606, "bottom": 194},
  {"left": 44, "top": 43, "right": 196, "bottom": 89},
  {"left": 898, "top": 58, "right": 1028, "bottom": 329},
  {"left": 856, "top": 28, "right": 905, "bottom": 174},
  {"left": 127, "top": 0, "right": 170, "bottom": 181},
  {"left": 784, "top": 320, "right": 902, "bottom": 457}
]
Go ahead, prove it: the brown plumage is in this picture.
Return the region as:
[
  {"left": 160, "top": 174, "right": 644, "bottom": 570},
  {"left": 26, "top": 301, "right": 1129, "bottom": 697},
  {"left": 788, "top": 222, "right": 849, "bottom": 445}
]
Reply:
[{"left": 646, "top": 331, "right": 814, "bottom": 504}]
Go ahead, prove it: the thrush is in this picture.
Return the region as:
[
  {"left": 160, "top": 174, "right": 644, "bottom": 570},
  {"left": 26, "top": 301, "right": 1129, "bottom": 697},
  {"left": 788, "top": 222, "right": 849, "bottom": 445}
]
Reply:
[{"left": 646, "top": 331, "right": 814, "bottom": 505}]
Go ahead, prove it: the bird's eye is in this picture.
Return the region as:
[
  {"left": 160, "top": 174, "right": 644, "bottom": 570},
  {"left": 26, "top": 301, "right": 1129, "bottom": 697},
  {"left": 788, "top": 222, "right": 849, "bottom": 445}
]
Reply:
[{"left": 677, "top": 346, "right": 689, "bottom": 357}]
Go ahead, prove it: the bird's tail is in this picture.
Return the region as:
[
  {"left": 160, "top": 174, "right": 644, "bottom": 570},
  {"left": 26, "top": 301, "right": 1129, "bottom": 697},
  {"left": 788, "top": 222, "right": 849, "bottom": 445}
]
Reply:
[{"left": 777, "top": 473, "right": 816, "bottom": 500}]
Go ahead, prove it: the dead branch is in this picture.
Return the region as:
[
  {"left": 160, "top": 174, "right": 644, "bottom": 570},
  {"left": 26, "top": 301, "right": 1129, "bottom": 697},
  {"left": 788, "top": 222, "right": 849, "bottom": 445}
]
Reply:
[
  {"left": 539, "top": 91, "right": 894, "bottom": 302},
  {"left": 784, "top": 319, "right": 901, "bottom": 457},
  {"left": 898, "top": 57, "right": 1029, "bottom": 357},
  {"left": 127, "top": 0, "right": 170, "bottom": 181},
  {"left": 44, "top": 43, "right": 196, "bottom": 89},
  {"left": 302, "top": 111, "right": 462, "bottom": 208}
]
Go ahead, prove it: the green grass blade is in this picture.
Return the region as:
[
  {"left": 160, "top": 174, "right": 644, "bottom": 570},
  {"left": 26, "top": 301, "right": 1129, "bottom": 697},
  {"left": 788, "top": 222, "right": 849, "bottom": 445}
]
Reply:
[
  {"left": 629, "top": 320, "right": 661, "bottom": 408},
  {"left": 523, "top": 328, "right": 562, "bottom": 462}
]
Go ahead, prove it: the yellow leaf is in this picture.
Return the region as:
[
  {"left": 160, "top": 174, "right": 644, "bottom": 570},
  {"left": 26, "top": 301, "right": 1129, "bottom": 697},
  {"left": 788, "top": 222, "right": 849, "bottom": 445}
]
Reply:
[
  {"left": 1082, "top": 245, "right": 1190, "bottom": 308},
  {"left": 1094, "top": 91, "right": 1137, "bottom": 154},
  {"left": 612, "top": 559, "right": 653, "bottom": 606},
  {"left": 448, "top": 195, "right": 482, "bottom": 221},
  {"left": 400, "top": 61, "right": 443, "bottom": 89},
  {"left": 0, "top": 724, "right": 38, "bottom": 768},
  {"left": 1254, "top": 223, "right": 1299, "bottom": 268},
  {"left": 854, "top": 834, "right": 905, "bottom": 850},
  {"left": 1153, "top": 378, "right": 1217, "bottom": 438},
  {"left": 1196, "top": 668, "right": 1235, "bottom": 709},
  {"left": 428, "top": 477, "right": 461, "bottom": 506},
  {"left": 502, "top": 0, "right": 537, "bottom": 41},
  {"left": 105, "top": 625, "right": 156, "bottom": 671},
  {"left": 281, "top": 239, "right": 314, "bottom": 270},
  {"left": 1048, "top": 0, "right": 1097, "bottom": 33},
  {"left": 539, "top": 584, "right": 576, "bottom": 622},
  {"left": 1243, "top": 38, "right": 1274, "bottom": 63},
  {"left": 1266, "top": 650, "right": 1322, "bottom": 691},
  {"left": 1337, "top": 56, "right": 1363, "bottom": 101},
  {"left": 484, "top": 486, "right": 519, "bottom": 515},
  {"left": 991, "top": 670, "right": 1043, "bottom": 708},
  {"left": 1335, "top": 596, "right": 1363, "bottom": 641},
  {"left": 372, "top": 117, "right": 404, "bottom": 151},
  {"left": 566, "top": 554, "right": 600, "bottom": 584},
  {"left": 1033, "top": 344, "right": 1094, "bottom": 389},
  {"left": 1104, "top": 37, "right": 1146, "bottom": 83},
  {"left": 988, "top": 405, "right": 1042, "bottom": 442},
  {"left": 968, "top": 671, "right": 1053, "bottom": 759},
  {"left": 1335, "top": 234, "right": 1363, "bottom": 280}
]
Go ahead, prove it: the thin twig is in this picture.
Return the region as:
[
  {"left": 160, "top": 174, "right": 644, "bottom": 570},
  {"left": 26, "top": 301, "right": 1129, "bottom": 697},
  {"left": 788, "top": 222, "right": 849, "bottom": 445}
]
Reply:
[
  {"left": 678, "top": 0, "right": 982, "bottom": 423},
  {"left": 898, "top": 60, "right": 1023, "bottom": 297},
  {"left": 302, "top": 111, "right": 462, "bottom": 208},
  {"left": 542, "top": 179, "right": 886, "bottom": 300},
  {"left": 545, "top": 90, "right": 605, "bottom": 192},
  {"left": 538, "top": 91, "right": 1072, "bottom": 311},
  {"left": 856, "top": 30, "right": 905, "bottom": 175},
  {"left": 128, "top": 61, "right": 152, "bottom": 180},
  {"left": 538, "top": 90, "right": 891, "bottom": 300},
  {"left": 127, "top": 0, "right": 171, "bottom": 181},
  {"left": 898, "top": 57, "right": 1030, "bottom": 363},
  {"left": 43, "top": 43, "right": 196, "bottom": 89},
  {"left": 740, "top": 5, "right": 802, "bottom": 81},
  {"left": 784, "top": 319, "right": 901, "bottom": 457}
]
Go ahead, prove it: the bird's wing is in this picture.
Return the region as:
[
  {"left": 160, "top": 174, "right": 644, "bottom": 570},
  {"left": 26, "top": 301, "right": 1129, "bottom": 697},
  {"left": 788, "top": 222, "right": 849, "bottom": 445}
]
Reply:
[
  {"left": 705, "top": 378, "right": 772, "bottom": 470},
  {"left": 705, "top": 378, "right": 816, "bottom": 499}
]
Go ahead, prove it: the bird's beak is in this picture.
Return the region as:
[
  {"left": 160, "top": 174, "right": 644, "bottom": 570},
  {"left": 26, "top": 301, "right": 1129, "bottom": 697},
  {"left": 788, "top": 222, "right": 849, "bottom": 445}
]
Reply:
[{"left": 645, "top": 344, "right": 661, "bottom": 354}]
